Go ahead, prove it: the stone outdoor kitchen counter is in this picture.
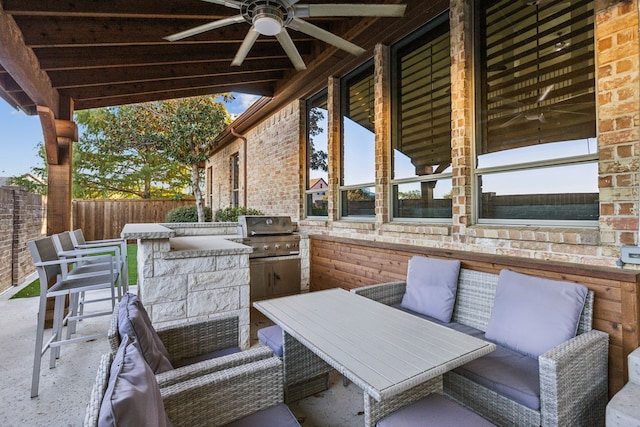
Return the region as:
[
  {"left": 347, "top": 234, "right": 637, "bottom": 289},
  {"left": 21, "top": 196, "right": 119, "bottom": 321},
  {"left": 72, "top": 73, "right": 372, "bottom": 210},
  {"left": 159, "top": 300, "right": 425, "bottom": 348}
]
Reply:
[{"left": 121, "top": 222, "right": 253, "bottom": 350}]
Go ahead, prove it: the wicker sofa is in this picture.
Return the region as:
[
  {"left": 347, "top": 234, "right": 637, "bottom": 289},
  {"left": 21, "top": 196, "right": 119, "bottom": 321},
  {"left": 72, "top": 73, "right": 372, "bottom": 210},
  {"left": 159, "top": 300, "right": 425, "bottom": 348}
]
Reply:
[{"left": 353, "top": 267, "right": 609, "bottom": 427}]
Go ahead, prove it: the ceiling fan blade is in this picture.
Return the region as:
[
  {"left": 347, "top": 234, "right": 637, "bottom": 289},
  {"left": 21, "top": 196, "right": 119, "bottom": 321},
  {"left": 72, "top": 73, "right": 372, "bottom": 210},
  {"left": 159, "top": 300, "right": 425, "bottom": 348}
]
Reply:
[
  {"left": 294, "top": 4, "right": 406, "bottom": 18},
  {"left": 288, "top": 18, "right": 366, "bottom": 56},
  {"left": 537, "top": 84, "right": 554, "bottom": 102},
  {"left": 499, "top": 114, "right": 523, "bottom": 128},
  {"left": 199, "top": 0, "right": 242, "bottom": 9},
  {"left": 276, "top": 29, "right": 306, "bottom": 71},
  {"left": 231, "top": 27, "right": 260, "bottom": 67},
  {"left": 164, "top": 15, "right": 245, "bottom": 41}
]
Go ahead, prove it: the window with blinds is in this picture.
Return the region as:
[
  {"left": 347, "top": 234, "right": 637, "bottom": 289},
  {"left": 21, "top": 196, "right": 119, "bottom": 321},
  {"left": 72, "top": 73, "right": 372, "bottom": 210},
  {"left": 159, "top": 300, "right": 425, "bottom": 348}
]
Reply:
[
  {"left": 480, "top": 0, "right": 595, "bottom": 153},
  {"left": 475, "top": 0, "right": 598, "bottom": 224},
  {"left": 340, "top": 62, "right": 376, "bottom": 218},
  {"left": 391, "top": 16, "right": 453, "bottom": 220}
]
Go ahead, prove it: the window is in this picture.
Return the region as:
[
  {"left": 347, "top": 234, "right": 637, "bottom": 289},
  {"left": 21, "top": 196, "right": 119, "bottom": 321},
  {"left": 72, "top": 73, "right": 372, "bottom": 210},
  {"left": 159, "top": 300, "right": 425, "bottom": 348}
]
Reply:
[
  {"left": 391, "top": 15, "right": 452, "bottom": 221},
  {"left": 475, "top": 0, "right": 597, "bottom": 225},
  {"left": 341, "top": 62, "right": 375, "bottom": 218},
  {"left": 230, "top": 152, "right": 240, "bottom": 208},
  {"left": 306, "top": 90, "right": 329, "bottom": 217}
]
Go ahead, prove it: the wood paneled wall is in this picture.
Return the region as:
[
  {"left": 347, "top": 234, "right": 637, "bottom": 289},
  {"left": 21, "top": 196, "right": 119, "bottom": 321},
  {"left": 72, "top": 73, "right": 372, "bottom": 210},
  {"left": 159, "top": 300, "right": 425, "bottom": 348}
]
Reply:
[
  {"left": 310, "top": 235, "right": 640, "bottom": 396},
  {"left": 72, "top": 199, "right": 193, "bottom": 241}
]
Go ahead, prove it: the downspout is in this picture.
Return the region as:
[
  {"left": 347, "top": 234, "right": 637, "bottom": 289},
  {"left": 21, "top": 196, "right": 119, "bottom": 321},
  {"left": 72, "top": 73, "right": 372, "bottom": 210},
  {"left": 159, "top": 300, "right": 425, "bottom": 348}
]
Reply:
[{"left": 230, "top": 127, "right": 248, "bottom": 207}]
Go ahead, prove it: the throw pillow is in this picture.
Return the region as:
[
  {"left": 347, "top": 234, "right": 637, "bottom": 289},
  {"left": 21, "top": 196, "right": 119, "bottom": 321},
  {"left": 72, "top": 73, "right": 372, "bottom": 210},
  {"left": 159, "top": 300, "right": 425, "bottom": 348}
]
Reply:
[
  {"left": 118, "top": 293, "right": 173, "bottom": 373},
  {"left": 99, "top": 334, "right": 173, "bottom": 427},
  {"left": 400, "top": 256, "right": 461, "bottom": 322},
  {"left": 485, "top": 269, "right": 588, "bottom": 358}
]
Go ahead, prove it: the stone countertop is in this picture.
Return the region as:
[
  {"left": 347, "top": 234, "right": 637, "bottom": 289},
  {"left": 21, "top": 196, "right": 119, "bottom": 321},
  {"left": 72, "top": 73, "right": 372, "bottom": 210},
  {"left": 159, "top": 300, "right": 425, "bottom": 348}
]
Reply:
[
  {"left": 165, "top": 235, "right": 252, "bottom": 259},
  {"left": 121, "top": 223, "right": 175, "bottom": 239}
]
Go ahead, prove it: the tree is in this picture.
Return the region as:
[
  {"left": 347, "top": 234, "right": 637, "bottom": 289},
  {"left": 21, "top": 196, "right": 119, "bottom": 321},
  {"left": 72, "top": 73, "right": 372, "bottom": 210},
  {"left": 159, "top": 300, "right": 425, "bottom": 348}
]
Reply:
[
  {"left": 152, "top": 96, "right": 232, "bottom": 221},
  {"left": 9, "top": 96, "right": 231, "bottom": 217},
  {"left": 73, "top": 107, "right": 193, "bottom": 199},
  {"left": 308, "top": 107, "right": 328, "bottom": 172}
]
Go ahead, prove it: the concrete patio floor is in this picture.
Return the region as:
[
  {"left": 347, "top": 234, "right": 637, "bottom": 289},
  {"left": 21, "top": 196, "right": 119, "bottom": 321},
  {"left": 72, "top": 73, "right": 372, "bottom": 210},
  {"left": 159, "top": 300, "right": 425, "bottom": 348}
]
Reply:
[{"left": 0, "top": 281, "right": 364, "bottom": 427}]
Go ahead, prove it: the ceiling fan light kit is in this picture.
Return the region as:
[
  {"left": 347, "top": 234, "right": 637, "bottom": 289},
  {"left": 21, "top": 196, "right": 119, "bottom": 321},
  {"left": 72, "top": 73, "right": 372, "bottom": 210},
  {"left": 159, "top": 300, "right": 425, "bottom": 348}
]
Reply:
[
  {"left": 165, "top": 0, "right": 407, "bottom": 71},
  {"left": 253, "top": 8, "right": 284, "bottom": 35}
]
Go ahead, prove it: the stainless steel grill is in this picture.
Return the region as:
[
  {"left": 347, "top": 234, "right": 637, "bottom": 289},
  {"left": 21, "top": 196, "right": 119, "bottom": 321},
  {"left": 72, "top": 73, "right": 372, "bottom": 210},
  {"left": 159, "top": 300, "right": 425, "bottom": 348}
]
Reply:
[{"left": 239, "top": 215, "right": 300, "bottom": 258}]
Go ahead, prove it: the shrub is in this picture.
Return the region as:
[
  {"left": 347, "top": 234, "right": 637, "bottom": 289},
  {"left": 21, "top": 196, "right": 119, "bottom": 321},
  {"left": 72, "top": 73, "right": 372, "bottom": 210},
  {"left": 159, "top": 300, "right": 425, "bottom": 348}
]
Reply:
[
  {"left": 166, "top": 205, "right": 213, "bottom": 222},
  {"left": 215, "top": 206, "right": 263, "bottom": 222}
]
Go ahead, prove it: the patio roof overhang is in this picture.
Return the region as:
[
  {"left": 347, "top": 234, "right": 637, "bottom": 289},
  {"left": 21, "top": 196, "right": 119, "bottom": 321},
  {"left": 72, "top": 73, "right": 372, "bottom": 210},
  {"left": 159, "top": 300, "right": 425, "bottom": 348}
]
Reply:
[
  {"left": 0, "top": 0, "right": 442, "bottom": 120},
  {"left": 0, "top": 0, "right": 446, "bottom": 236}
]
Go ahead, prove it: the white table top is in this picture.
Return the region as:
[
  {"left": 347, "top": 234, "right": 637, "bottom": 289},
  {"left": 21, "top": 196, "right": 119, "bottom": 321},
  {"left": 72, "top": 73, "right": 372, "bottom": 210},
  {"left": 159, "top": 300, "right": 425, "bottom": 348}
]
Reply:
[{"left": 254, "top": 288, "right": 495, "bottom": 401}]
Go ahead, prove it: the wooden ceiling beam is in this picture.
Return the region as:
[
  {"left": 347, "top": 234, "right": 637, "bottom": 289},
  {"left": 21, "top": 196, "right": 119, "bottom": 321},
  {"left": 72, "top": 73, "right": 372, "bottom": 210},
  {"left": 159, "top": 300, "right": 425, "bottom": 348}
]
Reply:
[
  {"left": 2, "top": 0, "right": 358, "bottom": 19},
  {"left": 0, "top": 5, "right": 59, "bottom": 115},
  {"left": 34, "top": 43, "right": 314, "bottom": 70},
  {"left": 3, "top": 0, "right": 231, "bottom": 19},
  {"left": 64, "top": 71, "right": 284, "bottom": 101},
  {"left": 74, "top": 83, "right": 274, "bottom": 111},
  {"left": 13, "top": 16, "right": 320, "bottom": 47},
  {"left": 48, "top": 58, "right": 293, "bottom": 88}
]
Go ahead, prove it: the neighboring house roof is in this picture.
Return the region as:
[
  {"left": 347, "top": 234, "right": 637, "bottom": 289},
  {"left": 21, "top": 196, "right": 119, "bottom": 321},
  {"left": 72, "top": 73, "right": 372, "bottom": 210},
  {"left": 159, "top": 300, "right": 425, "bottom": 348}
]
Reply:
[{"left": 309, "top": 177, "right": 327, "bottom": 189}]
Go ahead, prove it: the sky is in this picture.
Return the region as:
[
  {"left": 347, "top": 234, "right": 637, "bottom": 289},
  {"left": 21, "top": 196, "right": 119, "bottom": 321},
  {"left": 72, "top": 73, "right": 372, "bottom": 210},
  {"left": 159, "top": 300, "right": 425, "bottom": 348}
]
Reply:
[{"left": 0, "top": 93, "right": 260, "bottom": 178}]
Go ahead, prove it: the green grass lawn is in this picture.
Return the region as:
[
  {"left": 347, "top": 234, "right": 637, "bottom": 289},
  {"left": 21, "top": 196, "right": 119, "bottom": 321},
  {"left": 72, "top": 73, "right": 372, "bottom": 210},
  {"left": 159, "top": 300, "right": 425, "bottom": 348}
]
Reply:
[{"left": 11, "top": 244, "right": 138, "bottom": 299}]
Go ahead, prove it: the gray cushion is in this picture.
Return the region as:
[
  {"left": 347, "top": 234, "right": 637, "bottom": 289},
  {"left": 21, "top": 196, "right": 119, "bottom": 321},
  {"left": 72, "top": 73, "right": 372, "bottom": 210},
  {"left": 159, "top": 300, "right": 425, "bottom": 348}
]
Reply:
[
  {"left": 485, "top": 269, "right": 588, "bottom": 358},
  {"left": 453, "top": 335, "right": 541, "bottom": 410},
  {"left": 118, "top": 293, "right": 173, "bottom": 373},
  {"left": 376, "top": 393, "right": 496, "bottom": 427},
  {"left": 393, "top": 303, "right": 541, "bottom": 410},
  {"left": 223, "top": 403, "right": 300, "bottom": 427},
  {"left": 400, "top": 256, "right": 461, "bottom": 322},
  {"left": 258, "top": 325, "right": 283, "bottom": 357},
  {"left": 99, "top": 334, "right": 173, "bottom": 427}
]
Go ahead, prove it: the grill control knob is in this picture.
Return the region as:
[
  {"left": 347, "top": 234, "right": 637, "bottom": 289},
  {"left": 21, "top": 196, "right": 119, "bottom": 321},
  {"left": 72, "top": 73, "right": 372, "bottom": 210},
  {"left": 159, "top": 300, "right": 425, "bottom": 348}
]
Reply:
[
  {"left": 285, "top": 243, "right": 291, "bottom": 249},
  {"left": 274, "top": 244, "right": 281, "bottom": 249},
  {"left": 263, "top": 245, "right": 270, "bottom": 250}
]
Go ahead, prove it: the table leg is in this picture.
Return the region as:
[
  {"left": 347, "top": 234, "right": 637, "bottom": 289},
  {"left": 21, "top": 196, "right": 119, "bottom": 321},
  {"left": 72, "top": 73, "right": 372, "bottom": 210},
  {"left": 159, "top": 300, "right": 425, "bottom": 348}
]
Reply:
[
  {"left": 282, "top": 331, "right": 332, "bottom": 403},
  {"left": 364, "top": 376, "right": 443, "bottom": 427}
]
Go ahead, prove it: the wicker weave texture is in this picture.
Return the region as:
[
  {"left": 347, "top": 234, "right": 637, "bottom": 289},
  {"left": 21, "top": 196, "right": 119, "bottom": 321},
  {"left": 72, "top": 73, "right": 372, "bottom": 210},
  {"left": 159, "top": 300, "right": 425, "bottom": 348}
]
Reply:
[
  {"left": 364, "top": 376, "right": 443, "bottom": 427},
  {"left": 161, "top": 357, "right": 285, "bottom": 427},
  {"left": 283, "top": 332, "right": 331, "bottom": 402},
  {"left": 108, "top": 303, "right": 240, "bottom": 359},
  {"left": 84, "top": 353, "right": 286, "bottom": 427}
]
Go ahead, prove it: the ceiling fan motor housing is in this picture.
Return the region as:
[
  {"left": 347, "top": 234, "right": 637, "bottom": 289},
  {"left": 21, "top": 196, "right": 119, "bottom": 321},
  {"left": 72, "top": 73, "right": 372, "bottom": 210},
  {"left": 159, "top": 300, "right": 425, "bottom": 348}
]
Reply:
[{"left": 242, "top": 0, "right": 294, "bottom": 35}]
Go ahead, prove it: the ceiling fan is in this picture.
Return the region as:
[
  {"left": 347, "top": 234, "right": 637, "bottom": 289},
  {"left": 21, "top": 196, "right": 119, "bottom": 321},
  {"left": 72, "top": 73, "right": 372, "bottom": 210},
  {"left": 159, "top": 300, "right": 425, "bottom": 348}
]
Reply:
[
  {"left": 497, "top": 85, "right": 588, "bottom": 128},
  {"left": 164, "top": 0, "right": 406, "bottom": 71}
]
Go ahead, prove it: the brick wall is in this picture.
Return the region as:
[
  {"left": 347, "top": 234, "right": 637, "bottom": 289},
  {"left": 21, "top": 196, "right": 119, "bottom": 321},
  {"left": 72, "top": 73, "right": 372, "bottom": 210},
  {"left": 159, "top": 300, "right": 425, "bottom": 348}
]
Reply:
[
  {"left": 208, "top": 0, "right": 640, "bottom": 269},
  {"left": 0, "top": 186, "right": 45, "bottom": 292},
  {"left": 208, "top": 101, "right": 304, "bottom": 220}
]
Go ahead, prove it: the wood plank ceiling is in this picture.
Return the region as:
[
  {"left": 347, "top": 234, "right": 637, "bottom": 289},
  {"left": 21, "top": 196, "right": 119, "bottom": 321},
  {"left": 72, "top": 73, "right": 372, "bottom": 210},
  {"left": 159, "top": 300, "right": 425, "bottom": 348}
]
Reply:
[{"left": 0, "top": 0, "right": 414, "bottom": 115}]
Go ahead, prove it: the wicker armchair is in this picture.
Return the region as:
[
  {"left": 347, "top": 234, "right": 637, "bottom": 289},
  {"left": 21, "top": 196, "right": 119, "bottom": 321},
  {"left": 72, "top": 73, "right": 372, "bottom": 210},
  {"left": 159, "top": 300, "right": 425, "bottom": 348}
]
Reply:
[
  {"left": 108, "top": 298, "right": 274, "bottom": 388},
  {"left": 354, "top": 268, "right": 609, "bottom": 427},
  {"left": 84, "top": 352, "right": 296, "bottom": 427}
]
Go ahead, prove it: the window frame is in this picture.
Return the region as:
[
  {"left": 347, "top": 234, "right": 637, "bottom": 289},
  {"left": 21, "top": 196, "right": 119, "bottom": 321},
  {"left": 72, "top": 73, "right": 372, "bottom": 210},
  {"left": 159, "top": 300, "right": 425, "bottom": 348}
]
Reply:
[
  {"left": 390, "top": 12, "right": 453, "bottom": 223},
  {"left": 305, "top": 88, "right": 329, "bottom": 219},
  {"left": 339, "top": 60, "right": 377, "bottom": 220},
  {"left": 230, "top": 152, "right": 240, "bottom": 208},
  {"left": 472, "top": 0, "right": 598, "bottom": 227}
]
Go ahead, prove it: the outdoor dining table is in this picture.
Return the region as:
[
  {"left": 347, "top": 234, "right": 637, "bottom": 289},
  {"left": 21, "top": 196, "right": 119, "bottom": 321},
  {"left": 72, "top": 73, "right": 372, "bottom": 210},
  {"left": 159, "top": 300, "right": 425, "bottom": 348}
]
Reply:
[{"left": 253, "top": 288, "right": 496, "bottom": 426}]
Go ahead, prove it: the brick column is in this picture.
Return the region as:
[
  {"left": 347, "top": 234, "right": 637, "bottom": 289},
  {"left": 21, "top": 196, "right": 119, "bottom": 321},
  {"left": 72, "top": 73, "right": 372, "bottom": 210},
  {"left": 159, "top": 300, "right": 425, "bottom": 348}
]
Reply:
[
  {"left": 595, "top": 0, "right": 640, "bottom": 257},
  {"left": 374, "top": 43, "right": 391, "bottom": 228},
  {"left": 327, "top": 76, "right": 341, "bottom": 222},
  {"left": 449, "top": 0, "right": 475, "bottom": 242}
]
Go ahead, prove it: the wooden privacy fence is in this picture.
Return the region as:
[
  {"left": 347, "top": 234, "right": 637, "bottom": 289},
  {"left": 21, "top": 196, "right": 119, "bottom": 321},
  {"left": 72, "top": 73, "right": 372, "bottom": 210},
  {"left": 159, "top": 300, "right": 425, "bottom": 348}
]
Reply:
[{"left": 72, "top": 199, "right": 194, "bottom": 241}]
